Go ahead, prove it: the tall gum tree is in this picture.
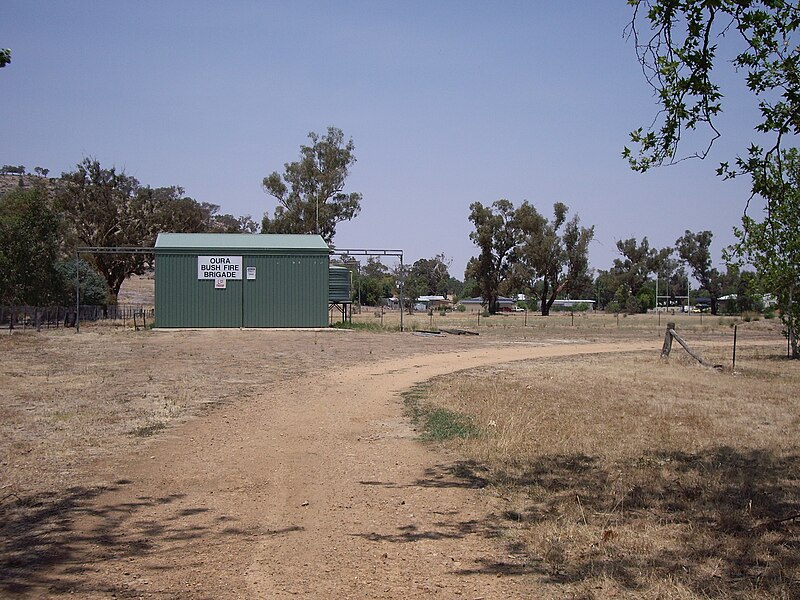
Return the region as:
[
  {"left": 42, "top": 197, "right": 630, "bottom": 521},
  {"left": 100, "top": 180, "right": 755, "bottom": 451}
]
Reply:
[
  {"left": 0, "top": 187, "right": 63, "bottom": 305},
  {"left": 466, "top": 200, "right": 518, "bottom": 314},
  {"left": 262, "top": 127, "right": 362, "bottom": 244},
  {"left": 59, "top": 159, "right": 220, "bottom": 301},
  {"left": 675, "top": 230, "right": 730, "bottom": 315},
  {"left": 518, "top": 202, "right": 594, "bottom": 316}
]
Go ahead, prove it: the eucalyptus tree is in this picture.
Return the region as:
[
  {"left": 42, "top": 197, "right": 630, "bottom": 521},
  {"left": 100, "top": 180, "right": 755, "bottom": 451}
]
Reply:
[
  {"left": 609, "top": 237, "right": 674, "bottom": 310},
  {"left": 262, "top": 127, "right": 361, "bottom": 244},
  {"left": 517, "top": 202, "right": 594, "bottom": 316},
  {"left": 675, "top": 230, "right": 728, "bottom": 314},
  {"left": 466, "top": 199, "right": 518, "bottom": 314}
]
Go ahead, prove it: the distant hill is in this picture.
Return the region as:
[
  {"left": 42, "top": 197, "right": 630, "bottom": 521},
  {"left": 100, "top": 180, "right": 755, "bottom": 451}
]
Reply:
[{"left": 0, "top": 174, "right": 63, "bottom": 198}]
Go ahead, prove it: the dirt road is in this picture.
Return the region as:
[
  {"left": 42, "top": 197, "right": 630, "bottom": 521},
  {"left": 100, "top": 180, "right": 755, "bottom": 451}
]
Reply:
[{"left": 11, "top": 339, "right": 661, "bottom": 599}]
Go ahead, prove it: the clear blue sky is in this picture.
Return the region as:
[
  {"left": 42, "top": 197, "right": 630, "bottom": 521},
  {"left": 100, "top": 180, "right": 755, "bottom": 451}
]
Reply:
[{"left": 1, "top": 1, "right": 762, "bottom": 278}]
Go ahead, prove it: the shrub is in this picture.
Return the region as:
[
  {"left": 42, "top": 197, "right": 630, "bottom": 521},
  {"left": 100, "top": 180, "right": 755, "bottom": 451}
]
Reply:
[{"left": 625, "top": 296, "right": 642, "bottom": 314}]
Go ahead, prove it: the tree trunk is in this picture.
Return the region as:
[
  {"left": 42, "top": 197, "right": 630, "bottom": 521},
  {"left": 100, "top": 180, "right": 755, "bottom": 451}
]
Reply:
[
  {"left": 540, "top": 280, "right": 550, "bottom": 316},
  {"left": 488, "top": 291, "right": 498, "bottom": 315}
]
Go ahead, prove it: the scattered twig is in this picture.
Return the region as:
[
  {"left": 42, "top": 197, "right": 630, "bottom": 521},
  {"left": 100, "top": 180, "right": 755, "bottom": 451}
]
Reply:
[
  {"left": 576, "top": 494, "right": 588, "bottom": 525},
  {"left": 751, "top": 512, "right": 800, "bottom": 532},
  {"left": 439, "top": 328, "right": 479, "bottom": 336}
]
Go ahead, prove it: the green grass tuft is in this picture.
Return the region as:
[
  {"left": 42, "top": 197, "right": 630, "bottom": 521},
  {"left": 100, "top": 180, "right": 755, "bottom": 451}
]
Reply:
[
  {"left": 422, "top": 408, "right": 477, "bottom": 440},
  {"left": 401, "top": 381, "right": 476, "bottom": 441}
]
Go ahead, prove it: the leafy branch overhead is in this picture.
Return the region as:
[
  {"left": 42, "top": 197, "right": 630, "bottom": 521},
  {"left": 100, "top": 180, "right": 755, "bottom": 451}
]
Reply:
[
  {"left": 262, "top": 127, "right": 362, "bottom": 244},
  {"left": 624, "top": 0, "right": 800, "bottom": 177},
  {"left": 0, "top": 48, "right": 10, "bottom": 68}
]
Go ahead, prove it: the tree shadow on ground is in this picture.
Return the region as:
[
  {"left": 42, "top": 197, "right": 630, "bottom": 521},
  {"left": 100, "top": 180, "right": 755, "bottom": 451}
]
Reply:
[
  {"left": 0, "top": 480, "right": 302, "bottom": 596},
  {"left": 434, "top": 447, "right": 800, "bottom": 597}
]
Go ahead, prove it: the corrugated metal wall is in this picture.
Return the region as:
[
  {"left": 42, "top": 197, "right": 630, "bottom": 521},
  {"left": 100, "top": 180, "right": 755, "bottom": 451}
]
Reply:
[
  {"left": 155, "top": 253, "right": 243, "bottom": 327},
  {"left": 155, "top": 252, "right": 329, "bottom": 328},
  {"left": 243, "top": 255, "right": 328, "bottom": 327}
]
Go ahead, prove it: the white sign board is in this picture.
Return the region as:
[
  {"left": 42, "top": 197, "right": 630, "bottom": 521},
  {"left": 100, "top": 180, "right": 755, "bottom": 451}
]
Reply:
[
  {"left": 246, "top": 266, "right": 256, "bottom": 280},
  {"left": 198, "top": 256, "right": 242, "bottom": 280},
  {"left": 214, "top": 277, "right": 227, "bottom": 289}
]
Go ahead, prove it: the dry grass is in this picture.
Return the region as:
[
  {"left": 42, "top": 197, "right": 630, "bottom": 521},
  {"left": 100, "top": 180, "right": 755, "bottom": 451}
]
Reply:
[
  {"left": 417, "top": 342, "right": 800, "bottom": 599},
  {"left": 349, "top": 308, "right": 781, "bottom": 343},
  {"left": 0, "top": 311, "right": 791, "bottom": 598}
]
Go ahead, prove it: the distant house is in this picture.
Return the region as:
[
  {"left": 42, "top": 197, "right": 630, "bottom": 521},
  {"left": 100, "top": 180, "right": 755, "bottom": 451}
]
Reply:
[
  {"left": 416, "top": 295, "right": 450, "bottom": 311},
  {"left": 551, "top": 299, "right": 596, "bottom": 311},
  {"left": 457, "top": 296, "right": 517, "bottom": 312},
  {"left": 386, "top": 295, "right": 451, "bottom": 311}
]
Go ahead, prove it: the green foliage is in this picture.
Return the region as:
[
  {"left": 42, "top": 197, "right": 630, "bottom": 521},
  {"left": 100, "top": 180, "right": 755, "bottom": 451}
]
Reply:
[
  {"left": 55, "top": 259, "right": 109, "bottom": 306},
  {"left": 675, "top": 230, "right": 730, "bottom": 314},
  {"left": 625, "top": 295, "right": 643, "bottom": 315},
  {"left": 59, "top": 159, "right": 152, "bottom": 299},
  {"left": 466, "top": 199, "right": 517, "bottom": 314},
  {"left": 458, "top": 277, "right": 479, "bottom": 301},
  {"left": 209, "top": 213, "right": 258, "bottom": 233},
  {"left": 445, "top": 275, "right": 466, "bottom": 298},
  {"left": 0, "top": 188, "right": 63, "bottom": 305},
  {"left": 421, "top": 408, "right": 477, "bottom": 441},
  {"left": 609, "top": 237, "right": 674, "bottom": 302},
  {"left": 593, "top": 270, "right": 617, "bottom": 310},
  {"left": 731, "top": 148, "right": 800, "bottom": 358},
  {"left": 262, "top": 127, "right": 361, "bottom": 244},
  {"left": 0, "top": 48, "right": 10, "bottom": 68},
  {"left": 401, "top": 382, "right": 476, "bottom": 441},
  {"left": 627, "top": 3, "right": 800, "bottom": 323},
  {"left": 516, "top": 202, "right": 595, "bottom": 316},
  {"left": 409, "top": 254, "right": 452, "bottom": 296},
  {"left": 59, "top": 158, "right": 228, "bottom": 300},
  {"left": 732, "top": 269, "right": 764, "bottom": 313},
  {"left": 625, "top": 1, "right": 800, "bottom": 178},
  {"left": 0, "top": 165, "right": 24, "bottom": 175},
  {"left": 466, "top": 199, "right": 593, "bottom": 316}
]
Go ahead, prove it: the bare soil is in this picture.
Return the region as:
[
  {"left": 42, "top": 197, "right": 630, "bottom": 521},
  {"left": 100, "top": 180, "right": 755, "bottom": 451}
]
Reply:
[
  {"left": 0, "top": 318, "right": 788, "bottom": 599},
  {"left": 0, "top": 319, "right": 785, "bottom": 598}
]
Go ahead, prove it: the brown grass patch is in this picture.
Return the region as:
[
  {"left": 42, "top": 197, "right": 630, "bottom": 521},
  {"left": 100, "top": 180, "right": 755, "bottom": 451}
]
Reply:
[{"left": 418, "top": 344, "right": 800, "bottom": 598}]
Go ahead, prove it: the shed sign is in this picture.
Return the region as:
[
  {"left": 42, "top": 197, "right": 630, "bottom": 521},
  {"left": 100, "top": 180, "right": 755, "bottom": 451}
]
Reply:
[{"left": 198, "top": 255, "right": 242, "bottom": 280}]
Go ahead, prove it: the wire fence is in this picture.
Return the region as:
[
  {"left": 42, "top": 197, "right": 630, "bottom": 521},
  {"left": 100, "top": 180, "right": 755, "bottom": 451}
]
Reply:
[{"left": 0, "top": 304, "right": 155, "bottom": 330}]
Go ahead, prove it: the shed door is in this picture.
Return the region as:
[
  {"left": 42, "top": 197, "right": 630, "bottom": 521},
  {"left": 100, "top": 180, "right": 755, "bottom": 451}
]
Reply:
[{"left": 242, "top": 255, "right": 329, "bottom": 328}]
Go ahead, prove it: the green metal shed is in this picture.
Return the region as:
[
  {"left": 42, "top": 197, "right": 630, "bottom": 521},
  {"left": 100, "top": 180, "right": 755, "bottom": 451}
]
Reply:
[{"left": 154, "top": 233, "right": 331, "bottom": 328}]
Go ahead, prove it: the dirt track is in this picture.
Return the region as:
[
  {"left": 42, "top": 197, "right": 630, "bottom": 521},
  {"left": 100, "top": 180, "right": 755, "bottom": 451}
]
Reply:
[{"left": 0, "top": 337, "right": 666, "bottom": 599}]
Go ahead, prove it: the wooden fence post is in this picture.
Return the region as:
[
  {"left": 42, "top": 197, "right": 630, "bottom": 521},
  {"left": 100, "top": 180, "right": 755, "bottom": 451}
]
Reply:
[{"left": 661, "top": 322, "right": 675, "bottom": 358}]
